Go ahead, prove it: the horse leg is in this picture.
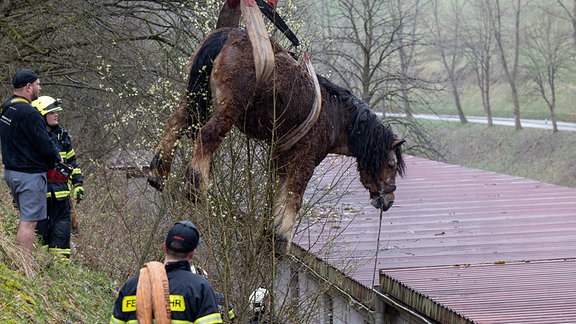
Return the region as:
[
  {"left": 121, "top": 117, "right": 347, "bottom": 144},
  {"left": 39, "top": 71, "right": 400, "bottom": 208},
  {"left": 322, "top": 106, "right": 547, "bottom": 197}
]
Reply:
[
  {"left": 148, "top": 99, "right": 191, "bottom": 191},
  {"left": 185, "top": 97, "right": 240, "bottom": 200},
  {"left": 271, "top": 160, "right": 315, "bottom": 257}
]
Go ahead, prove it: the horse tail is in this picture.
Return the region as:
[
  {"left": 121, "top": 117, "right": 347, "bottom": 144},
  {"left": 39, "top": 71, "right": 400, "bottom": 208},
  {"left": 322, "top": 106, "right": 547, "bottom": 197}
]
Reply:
[{"left": 185, "top": 29, "right": 230, "bottom": 129}]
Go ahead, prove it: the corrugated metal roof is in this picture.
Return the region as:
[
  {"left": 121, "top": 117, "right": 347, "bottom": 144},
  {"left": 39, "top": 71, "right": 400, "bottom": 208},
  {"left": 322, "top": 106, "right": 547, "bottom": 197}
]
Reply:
[
  {"left": 382, "top": 260, "right": 576, "bottom": 323},
  {"left": 294, "top": 154, "right": 576, "bottom": 323}
]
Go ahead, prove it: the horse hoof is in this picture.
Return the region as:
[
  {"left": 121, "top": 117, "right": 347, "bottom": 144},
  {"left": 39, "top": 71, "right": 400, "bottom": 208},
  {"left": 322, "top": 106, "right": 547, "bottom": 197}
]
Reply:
[{"left": 147, "top": 177, "right": 164, "bottom": 191}]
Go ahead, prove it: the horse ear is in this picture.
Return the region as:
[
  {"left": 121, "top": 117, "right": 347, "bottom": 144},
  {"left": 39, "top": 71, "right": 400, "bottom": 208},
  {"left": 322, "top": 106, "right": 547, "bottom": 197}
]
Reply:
[{"left": 392, "top": 138, "right": 406, "bottom": 148}]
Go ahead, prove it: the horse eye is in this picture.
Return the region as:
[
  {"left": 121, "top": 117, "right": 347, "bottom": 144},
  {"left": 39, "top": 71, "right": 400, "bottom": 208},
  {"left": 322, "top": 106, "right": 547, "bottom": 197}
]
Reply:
[{"left": 387, "top": 159, "right": 396, "bottom": 168}]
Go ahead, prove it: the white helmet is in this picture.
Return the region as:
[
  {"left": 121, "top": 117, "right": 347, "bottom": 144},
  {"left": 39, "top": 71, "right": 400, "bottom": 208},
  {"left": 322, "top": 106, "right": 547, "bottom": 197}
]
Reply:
[
  {"left": 190, "top": 265, "right": 208, "bottom": 278},
  {"left": 31, "top": 96, "right": 63, "bottom": 116},
  {"left": 249, "top": 287, "right": 269, "bottom": 313}
]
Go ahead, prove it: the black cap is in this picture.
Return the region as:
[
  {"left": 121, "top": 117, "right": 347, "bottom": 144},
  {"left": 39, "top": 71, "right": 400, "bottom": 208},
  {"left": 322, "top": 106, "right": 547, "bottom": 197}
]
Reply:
[
  {"left": 12, "top": 69, "right": 39, "bottom": 89},
  {"left": 165, "top": 221, "right": 201, "bottom": 253}
]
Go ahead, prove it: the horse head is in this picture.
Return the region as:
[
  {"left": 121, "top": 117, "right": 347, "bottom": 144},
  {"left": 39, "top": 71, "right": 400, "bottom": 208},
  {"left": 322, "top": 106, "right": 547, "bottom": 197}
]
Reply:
[
  {"left": 345, "top": 100, "right": 406, "bottom": 212},
  {"left": 358, "top": 138, "right": 405, "bottom": 211}
]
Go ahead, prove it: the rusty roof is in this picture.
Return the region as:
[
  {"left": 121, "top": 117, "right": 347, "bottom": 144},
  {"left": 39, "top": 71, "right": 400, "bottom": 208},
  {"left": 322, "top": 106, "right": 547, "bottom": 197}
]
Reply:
[{"left": 294, "top": 155, "right": 576, "bottom": 323}]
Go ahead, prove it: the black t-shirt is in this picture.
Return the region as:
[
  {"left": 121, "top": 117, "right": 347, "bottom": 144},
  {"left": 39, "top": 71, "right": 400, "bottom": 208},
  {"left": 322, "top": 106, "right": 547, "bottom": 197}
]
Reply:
[{"left": 0, "top": 96, "right": 60, "bottom": 172}]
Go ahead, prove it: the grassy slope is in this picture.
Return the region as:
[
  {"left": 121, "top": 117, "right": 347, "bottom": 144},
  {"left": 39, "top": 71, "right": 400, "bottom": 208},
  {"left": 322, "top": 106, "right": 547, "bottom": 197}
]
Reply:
[
  {"left": 0, "top": 200, "right": 115, "bottom": 323},
  {"left": 415, "top": 119, "right": 576, "bottom": 188},
  {"left": 0, "top": 259, "right": 115, "bottom": 323}
]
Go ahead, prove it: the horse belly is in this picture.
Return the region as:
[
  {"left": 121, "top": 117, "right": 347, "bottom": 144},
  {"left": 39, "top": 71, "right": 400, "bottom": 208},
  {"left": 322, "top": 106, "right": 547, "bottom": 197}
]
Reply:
[{"left": 238, "top": 94, "right": 314, "bottom": 143}]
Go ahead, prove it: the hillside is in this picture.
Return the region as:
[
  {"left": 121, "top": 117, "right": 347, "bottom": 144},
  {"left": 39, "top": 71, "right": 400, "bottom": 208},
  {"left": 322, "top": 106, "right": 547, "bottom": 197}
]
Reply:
[
  {"left": 0, "top": 232, "right": 115, "bottom": 322},
  {"left": 414, "top": 119, "right": 576, "bottom": 189}
]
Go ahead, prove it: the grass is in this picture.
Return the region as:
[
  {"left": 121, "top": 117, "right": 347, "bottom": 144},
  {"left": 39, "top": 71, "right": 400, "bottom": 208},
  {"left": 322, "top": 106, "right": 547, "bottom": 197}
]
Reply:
[
  {"left": 416, "top": 82, "right": 576, "bottom": 122},
  {"left": 0, "top": 240, "right": 116, "bottom": 323},
  {"left": 0, "top": 197, "right": 116, "bottom": 323},
  {"left": 414, "top": 119, "right": 576, "bottom": 188}
]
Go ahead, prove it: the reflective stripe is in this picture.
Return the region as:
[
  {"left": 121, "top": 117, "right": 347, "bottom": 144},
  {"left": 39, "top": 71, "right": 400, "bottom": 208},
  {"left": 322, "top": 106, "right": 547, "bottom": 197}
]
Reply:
[
  {"left": 47, "top": 190, "right": 71, "bottom": 199},
  {"left": 193, "top": 313, "right": 223, "bottom": 324},
  {"left": 43, "top": 102, "right": 61, "bottom": 112},
  {"left": 108, "top": 316, "right": 126, "bottom": 324},
  {"left": 49, "top": 247, "right": 70, "bottom": 260},
  {"left": 9, "top": 98, "right": 29, "bottom": 104},
  {"left": 65, "top": 149, "right": 75, "bottom": 160},
  {"left": 109, "top": 316, "right": 137, "bottom": 324}
]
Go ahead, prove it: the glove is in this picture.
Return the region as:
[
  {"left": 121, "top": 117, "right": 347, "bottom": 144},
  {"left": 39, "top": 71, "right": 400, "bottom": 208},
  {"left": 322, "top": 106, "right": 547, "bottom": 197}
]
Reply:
[{"left": 73, "top": 185, "right": 85, "bottom": 202}]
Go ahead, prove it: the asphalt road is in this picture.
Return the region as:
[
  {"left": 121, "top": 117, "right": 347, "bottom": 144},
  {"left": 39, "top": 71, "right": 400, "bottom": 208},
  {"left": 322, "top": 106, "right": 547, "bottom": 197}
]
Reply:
[{"left": 384, "top": 113, "right": 576, "bottom": 132}]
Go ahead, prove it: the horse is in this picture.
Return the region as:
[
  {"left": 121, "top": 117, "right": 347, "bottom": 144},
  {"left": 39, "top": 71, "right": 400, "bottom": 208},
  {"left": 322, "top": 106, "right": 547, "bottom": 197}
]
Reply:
[{"left": 148, "top": 27, "right": 405, "bottom": 257}]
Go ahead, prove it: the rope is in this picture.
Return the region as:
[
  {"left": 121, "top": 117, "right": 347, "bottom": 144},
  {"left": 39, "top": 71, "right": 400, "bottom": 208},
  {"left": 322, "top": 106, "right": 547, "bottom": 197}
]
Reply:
[
  {"left": 371, "top": 208, "right": 384, "bottom": 289},
  {"left": 275, "top": 52, "right": 322, "bottom": 152}
]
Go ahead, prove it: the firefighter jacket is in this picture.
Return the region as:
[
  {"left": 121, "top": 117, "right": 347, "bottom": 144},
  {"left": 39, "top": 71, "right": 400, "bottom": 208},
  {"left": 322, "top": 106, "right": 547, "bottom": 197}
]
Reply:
[
  {"left": 47, "top": 125, "right": 83, "bottom": 200},
  {"left": 110, "top": 260, "right": 223, "bottom": 324},
  {"left": 0, "top": 96, "right": 61, "bottom": 173},
  {"left": 215, "top": 291, "right": 236, "bottom": 321}
]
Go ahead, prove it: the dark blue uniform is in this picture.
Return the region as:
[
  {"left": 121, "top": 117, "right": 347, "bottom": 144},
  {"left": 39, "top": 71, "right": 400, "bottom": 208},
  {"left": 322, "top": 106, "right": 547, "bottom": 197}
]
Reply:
[
  {"left": 110, "top": 260, "right": 223, "bottom": 324},
  {"left": 36, "top": 124, "right": 83, "bottom": 258}
]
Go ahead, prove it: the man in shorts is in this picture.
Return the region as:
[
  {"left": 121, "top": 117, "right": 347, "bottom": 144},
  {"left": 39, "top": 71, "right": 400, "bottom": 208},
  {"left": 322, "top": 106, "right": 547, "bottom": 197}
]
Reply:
[{"left": 0, "top": 69, "right": 62, "bottom": 257}]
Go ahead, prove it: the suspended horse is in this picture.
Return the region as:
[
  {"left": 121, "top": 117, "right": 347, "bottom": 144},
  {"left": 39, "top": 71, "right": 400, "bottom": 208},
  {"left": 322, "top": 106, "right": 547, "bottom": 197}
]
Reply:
[{"left": 148, "top": 27, "right": 405, "bottom": 257}]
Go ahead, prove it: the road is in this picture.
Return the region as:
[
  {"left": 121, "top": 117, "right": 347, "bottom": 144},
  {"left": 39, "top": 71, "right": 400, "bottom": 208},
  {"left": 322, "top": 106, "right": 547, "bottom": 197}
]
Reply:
[{"left": 384, "top": 113, "right": 576, "bottom": 132}]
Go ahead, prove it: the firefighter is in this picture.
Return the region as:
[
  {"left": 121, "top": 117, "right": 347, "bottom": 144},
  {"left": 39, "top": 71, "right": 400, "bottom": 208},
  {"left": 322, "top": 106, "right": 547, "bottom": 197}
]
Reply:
[
  {"left": 1, "top": 70, "right": 62, "bottom": 258},
  {"left": 191, "top": 264, "right": 236, "bottom": 321},
  {"left": 31, "top": 96, "right": 84, "bottom": 261},
  {"left": 110, "top": 221, "right": 223, "bottom": 323},
  {"left": 248, "top": 287, "right": 271, "bottom": 324}
]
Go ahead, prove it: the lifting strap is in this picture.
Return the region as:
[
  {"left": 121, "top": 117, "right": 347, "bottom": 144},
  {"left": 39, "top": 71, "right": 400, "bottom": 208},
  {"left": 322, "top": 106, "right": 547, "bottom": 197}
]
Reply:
[
  {"left": 136, "top": 261, "right": 171, "bottom": 324},
  {"left": 276, "top": 52, "right": 322, "bottom": 152},
  {"left": 241, "top": 0, "right": 275, "bottom": 84}
]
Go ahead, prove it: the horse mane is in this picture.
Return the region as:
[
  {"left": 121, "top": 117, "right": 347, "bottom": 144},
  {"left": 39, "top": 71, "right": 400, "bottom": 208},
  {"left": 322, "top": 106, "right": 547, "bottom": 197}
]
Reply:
[{"left": 318, "top": 75, "right": 406, "bottom": 178}]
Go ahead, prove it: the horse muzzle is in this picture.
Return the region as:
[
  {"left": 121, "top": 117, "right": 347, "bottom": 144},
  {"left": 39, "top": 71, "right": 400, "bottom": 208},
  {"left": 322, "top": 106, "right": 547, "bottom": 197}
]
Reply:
[{"left": 371, "top": 186, "right": 396, "bottom": 211}]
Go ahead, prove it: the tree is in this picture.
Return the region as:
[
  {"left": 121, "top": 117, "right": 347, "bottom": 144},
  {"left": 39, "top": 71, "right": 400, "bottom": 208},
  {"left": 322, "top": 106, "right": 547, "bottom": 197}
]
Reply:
[
  {"left": 523, "top": 5, "right": 573, "bottom": 132},
  {"left": 1, "top": 1, "right": 220, "bottom": 158},
  {"left": 556, "top": 0, "right": 576, "bottom": 48},
  {"left": 461, "top": 0, "right": 497, "bottom": 126},
  {"left": 314, "top": 0, "right": 401, "bottom": 109},
  {"left": 431, "top": 0, "right": 468, "bottom": 124},
  {"left": 393, "top": 0, "right": 431, "bottom": 119},
  {"left": 488, "top": 0, "right": 523, "bottom": 130},
  {"left": 312, "top": 0, "right": 441, "bottom": 159}
]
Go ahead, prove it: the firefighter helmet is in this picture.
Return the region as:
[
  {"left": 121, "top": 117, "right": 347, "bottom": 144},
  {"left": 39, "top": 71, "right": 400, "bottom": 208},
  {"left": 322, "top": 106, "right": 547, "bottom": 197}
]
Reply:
[
  {"left": 190, "top": 265, "right": 208, "bottom": 279},
  {"left": 249, "top": 287, "right": 269, "bottom": 313},
  {"left": 31, "top": 96, "right": 63, "bottom": 115}
]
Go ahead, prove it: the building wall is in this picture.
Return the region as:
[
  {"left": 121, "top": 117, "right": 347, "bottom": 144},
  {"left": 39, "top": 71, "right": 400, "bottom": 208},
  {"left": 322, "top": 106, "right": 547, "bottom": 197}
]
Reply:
[
  {"left": 275, "top": 259, "right": 433, "bottom": 324},
  {"left": 275, "top": 260, "right": 374, "bottom": 323}
]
